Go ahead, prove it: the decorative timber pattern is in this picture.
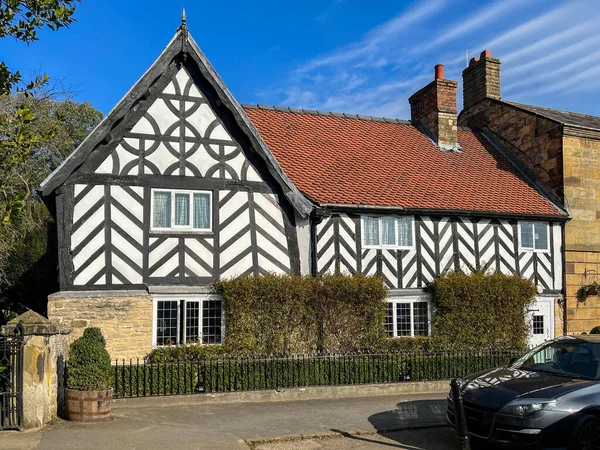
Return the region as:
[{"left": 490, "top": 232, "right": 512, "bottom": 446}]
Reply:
[
  {"left": 92, "top": 68, "right": 262, "bottom": 182},
  {"left": 69, "top": 185, "right": 293, "bottom": 289},
  {"left": 316, "top": 213, "right": 563, "bottom": 292},
  {"left": 62, "top": 62, "right": 300, "bottom": 290},
  {"left": 219, "top": 191, "right": 291, "bottom": 279},
  {"left": 71, "top": 184, "right": 144, "bottom": 286}
]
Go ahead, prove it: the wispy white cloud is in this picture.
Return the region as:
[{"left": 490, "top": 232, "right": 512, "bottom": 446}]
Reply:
[
  {"left": 258, "top": 0, "right": 600, "bottom": 118},
  {"left": 297, "top": 0, "right": 448, "bottom": 73},
  {"left": 504, "top": 49, "right": 600, "bottom": 94},
  {"left": 504, "top": 33, "right": 600, "bottom": 78},
  {"left": 314, "top": 0, "right": 345, "bottom": 23},
  {"left": 413, "top": 0, "right": 526, "bottom": 53},
  {"left": 501, "top": 20, "right": 598, "bottom": 64},
  {"left": 527, "top": 63, "right": 600, "bottom": 96}
]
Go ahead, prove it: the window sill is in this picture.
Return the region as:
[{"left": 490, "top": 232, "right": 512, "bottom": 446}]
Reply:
[
  {"left": 363, "top": 245, "right": 415, "bottom": 251},
  {"left": 150, "top": 229, "right": 214, "bottom": 236},
  {"left": 519, "top": 248, "right": 550, "bottom": 254}
]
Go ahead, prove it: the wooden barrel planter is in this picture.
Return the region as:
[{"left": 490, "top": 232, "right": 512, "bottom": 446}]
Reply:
[{"left": 66, "top": 388, "right": 113, "bottom": 422}]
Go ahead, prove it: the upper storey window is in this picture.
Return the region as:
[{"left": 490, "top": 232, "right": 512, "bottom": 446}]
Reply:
[
  {"left": 519, "top": 221, "right": 549, "bottom": 252},
  {"left": 151, "top": 189, "right": 211, "bottom": 232},
  {"left": 362, "top": 216, "right": 414, "bottom": 249}
]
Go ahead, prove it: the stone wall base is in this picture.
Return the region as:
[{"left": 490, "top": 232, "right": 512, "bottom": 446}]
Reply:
[{"left": 47, "top": 291, "right": 153, "bottom": 360}]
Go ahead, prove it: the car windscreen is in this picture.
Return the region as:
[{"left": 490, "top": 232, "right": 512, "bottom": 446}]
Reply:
[{"left": 515, "top": 340, "right": 600, "bottom": 380}]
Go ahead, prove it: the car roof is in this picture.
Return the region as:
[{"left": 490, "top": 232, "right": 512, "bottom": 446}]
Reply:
[{"left": 557, "top": 335, "right": 600, "bottom": 343}]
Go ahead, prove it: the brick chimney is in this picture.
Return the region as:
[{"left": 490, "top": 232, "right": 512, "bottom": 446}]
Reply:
[
  {"left": 409, "top": 64, "right": 459, "bottom": 150},
  {"left": 462, "top": 49, "right": 501, "bottom": 110}
]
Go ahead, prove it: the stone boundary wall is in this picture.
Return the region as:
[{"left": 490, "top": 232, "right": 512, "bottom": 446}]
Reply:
[{"left": 47, "top": 291, "right": 153, "bottom": 360}]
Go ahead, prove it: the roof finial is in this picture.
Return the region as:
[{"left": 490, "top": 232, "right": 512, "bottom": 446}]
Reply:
[{"left": 179, "top": 7, "right": 188, "bottom": 62}]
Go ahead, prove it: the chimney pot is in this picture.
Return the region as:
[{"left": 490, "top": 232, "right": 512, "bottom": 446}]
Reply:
[
  {"left": 480, "top": 49, "right": 492, "bottom": 58},
  {"left": 434, "top": 64, "right": 444, "bottom": 80}
]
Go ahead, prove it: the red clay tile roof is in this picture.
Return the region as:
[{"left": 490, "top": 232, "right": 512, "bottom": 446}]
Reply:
[{"left": 243, "top": 106, "right": 564, "bottom": 217}]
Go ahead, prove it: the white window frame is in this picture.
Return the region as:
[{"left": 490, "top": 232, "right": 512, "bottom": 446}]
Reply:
[
  {"left": 150, "top": 188, "right": 212, "bottom": 233},
  {"left": 152, "top": 294, "right": 223, "bottom": 347},
  {"left": 386, "top": 294, "right": 432, "bottom": 338},
  {"left": 361, "top": 216, "right": 415, "bottom": 250},
  {"left": 518, "top": 221, "right": 550, "bottom": 253}
]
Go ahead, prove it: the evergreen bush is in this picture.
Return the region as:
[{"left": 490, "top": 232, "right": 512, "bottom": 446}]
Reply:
[
  {"left": 212, "top": 273, "right": 387, "bottom": 355},
  {"left": 67, "top": 327, "right": 112, "bottom": 391},
  {"left": 426, "top": 270, "right": 536, "bottom": 348}
]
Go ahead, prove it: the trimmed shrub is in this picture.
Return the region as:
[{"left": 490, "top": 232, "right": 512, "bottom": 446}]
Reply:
[
  {"left": 590, "top": 326, "right": 600, "bottom": 335},
  {"left": 426, "top": 270, "right": 536, "bottom": 348},
  {"left": 313, "top": 274, "right": 387, "bottom": 352},
  {"left": 67, "top": 327, "right": 112, "bottom": 391},
  {"left": 113, "top": 348, "right": 523, "bottom": 398},
  {"left": 82, "top": 327, "right": 106, "bottom": 346},
  {"left": 213, "top": 273, "right": 387, "bottom": 355}
]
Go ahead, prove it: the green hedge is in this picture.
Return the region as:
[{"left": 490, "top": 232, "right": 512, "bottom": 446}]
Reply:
[
  {"left": 114, "top": 349, "right": 522, "bottom": 398},
  {"left": 213, "top": 273, "right": 387, "bottom": 354},
  {"left": 426, "top": 270, "right": 536, "bottom": 348}
]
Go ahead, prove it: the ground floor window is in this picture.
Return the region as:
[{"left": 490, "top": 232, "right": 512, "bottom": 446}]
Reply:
[
  {"left": 153, "top": 294, "right": 222, "bottom": 346},
  {"left": 385, "top": 295, "right": 431, "bottom": 337}
]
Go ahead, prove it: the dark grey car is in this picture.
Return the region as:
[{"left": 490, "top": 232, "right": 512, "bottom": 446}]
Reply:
[{"left": 447, "top": 335, "right": 600, "bottom": 449}]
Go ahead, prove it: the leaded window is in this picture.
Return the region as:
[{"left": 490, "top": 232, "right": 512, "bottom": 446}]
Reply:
[
  {"left": 151, "top": 189, "right": 211, "bottom": 231},
  {"left": 533, "top": 315, "right": 544, "bottom": 335},
  {"left": 386, "top": 297, "right": 431, "bottom": 338},
  {"left": 154, "top": 296, "right": 222, "bottom": 346},
  {"left": 519, "top": 221, "right": 549, "bottom": 252},
  {"left": 362, "top": 216, "right": 414, "bottom": 249}
]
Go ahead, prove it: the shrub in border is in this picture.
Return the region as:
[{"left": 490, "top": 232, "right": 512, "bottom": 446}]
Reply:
[{"left": 426, "top": 270, "right": 536, "bottom": 348}]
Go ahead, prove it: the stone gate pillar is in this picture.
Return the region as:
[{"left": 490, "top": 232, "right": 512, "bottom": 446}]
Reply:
[{"left": 1, "top": 310, "right": 71, "bottom": 429}]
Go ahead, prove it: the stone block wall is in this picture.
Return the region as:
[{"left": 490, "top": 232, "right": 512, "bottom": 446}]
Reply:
[
  {"left": 460, "top": 100, "right": 564, "bottom": 201},
  {"left": 565, "top": 250, "right": 600, "bottom": 334},
  {"left": 47, "top": 291, "right": 153, "bottom": 360},
  {"left": 563, "top": 134, "right": 600, "bottom": 251}
]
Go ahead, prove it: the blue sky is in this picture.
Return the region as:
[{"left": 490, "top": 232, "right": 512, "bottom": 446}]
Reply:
[{"left": 3, "top": 0, "right": 600, "bottom": 118}]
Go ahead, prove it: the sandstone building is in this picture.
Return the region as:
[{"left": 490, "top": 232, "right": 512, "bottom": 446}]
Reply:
[{"left": 460, "top": 50, "right": 600, "bottom": 336}]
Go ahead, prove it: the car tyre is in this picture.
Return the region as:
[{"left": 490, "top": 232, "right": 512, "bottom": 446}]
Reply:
[{"left": 569, "top": 414, "right": 600, "bottom": 450}]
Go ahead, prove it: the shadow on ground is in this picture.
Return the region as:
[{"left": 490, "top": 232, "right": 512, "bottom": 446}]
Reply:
[
  {"left": 369, "top": 399, "right": 448, "bottom": 431},
  {"left": 328, "top": 399, "right": 457, "bottom": 449}
]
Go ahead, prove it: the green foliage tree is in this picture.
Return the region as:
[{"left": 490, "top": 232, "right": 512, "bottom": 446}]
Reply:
[
  {"left": 0, "top": 96, "right": 102, "bottom": 324},
  {"left": 67, "top": 327, "right": 112, "bottom": 391},
  {"left": 426, "top": 270, "right": 537, "bottom": 348},
  {"left": 1, "top": 0, "right": 79, "bottom": 223}
]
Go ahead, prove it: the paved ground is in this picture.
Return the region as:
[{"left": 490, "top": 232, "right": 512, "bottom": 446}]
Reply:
[
  {"left": 0, "top": 392, "right": 454, "bottom": 450},
  {"left": 252, "top": 428, "right": 459, "bottom": 450}
]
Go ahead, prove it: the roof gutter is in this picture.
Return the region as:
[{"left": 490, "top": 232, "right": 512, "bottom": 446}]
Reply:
[{"left": 315, "top": 203, "right": 569, "bottom": 222}]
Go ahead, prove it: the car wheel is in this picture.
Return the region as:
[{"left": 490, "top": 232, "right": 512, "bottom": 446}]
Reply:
[{"left": 570, "top": 414, "right": 600, "bottom": 450}]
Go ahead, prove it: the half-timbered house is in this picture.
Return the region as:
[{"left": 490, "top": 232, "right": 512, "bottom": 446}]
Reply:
[{"left": 41, "top": 19, "right": 568, "bottom": 358}]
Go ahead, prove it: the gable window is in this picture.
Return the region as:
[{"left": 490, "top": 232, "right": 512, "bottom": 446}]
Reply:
[
  {"left": 153, "top": 295, "right": 222, "bottom": 346},
  {"left": 362, "top": 216, "right": 414, "bottom": 249},
  {"left": 152, "top": 189, "right": 211, "bottom": 231},
  {"left": 519, "top": 222, "right": 549, "bottom": 252},
  {"left": 385, "top": 295, "right": 431, "bottom": 337}
]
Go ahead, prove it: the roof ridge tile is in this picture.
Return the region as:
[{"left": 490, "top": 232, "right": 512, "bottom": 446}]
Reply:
[{"left": 241, "top": 103, "right": 411, "bottom": 124}]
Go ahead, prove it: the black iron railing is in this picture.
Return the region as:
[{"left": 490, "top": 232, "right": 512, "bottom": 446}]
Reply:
[
  {"left": 0, "top": 323, "right": 24, "bottom": 430},
  {"left": 113, "top": 347, "right": 524, "bottom": 398}
]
